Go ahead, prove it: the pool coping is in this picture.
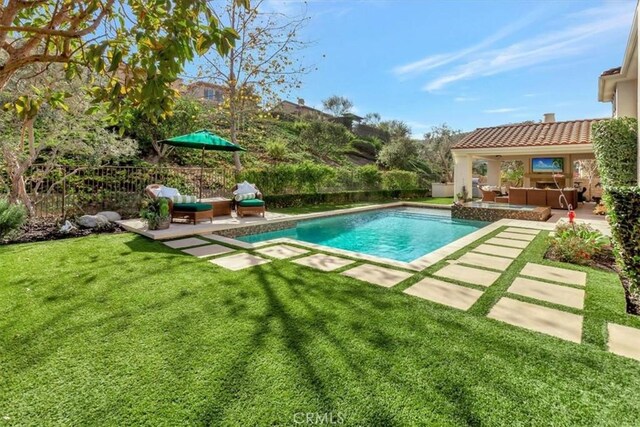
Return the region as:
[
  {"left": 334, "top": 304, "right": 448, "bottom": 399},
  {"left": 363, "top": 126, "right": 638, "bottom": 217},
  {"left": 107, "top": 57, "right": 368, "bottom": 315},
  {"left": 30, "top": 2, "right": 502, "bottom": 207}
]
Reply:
[{"left": 202, "top": 216, "right": 554, "bottom": 272}]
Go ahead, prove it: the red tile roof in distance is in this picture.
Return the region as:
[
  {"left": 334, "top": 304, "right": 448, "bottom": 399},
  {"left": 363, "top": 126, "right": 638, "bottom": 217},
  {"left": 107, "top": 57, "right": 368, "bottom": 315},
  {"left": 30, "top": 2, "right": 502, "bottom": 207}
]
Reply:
[
  {"left": 453, "top": 119, "right": 606, "bottom": 150},
  {"left": 601, "top": 66, "right": 621, "bottom": 77}
]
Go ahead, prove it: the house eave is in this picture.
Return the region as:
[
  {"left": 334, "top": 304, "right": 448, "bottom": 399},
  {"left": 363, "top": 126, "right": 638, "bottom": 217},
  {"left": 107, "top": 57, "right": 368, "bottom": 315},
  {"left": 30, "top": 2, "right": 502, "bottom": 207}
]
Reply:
[{"left": 451, "top": 144, "right": 594, "bottom": 156}]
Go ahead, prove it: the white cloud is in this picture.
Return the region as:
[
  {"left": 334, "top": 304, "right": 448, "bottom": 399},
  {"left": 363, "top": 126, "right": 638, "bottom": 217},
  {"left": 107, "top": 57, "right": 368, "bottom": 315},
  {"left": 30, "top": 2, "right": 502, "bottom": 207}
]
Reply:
[
  {"left": 454, "top": 96, "right": 479, "bottom": 102},
  {"left": 483, "top": 108, "right": 522, "bottom": 114},
  {"left": 394, "top": 2, "right": 633, "bottom": 92}
]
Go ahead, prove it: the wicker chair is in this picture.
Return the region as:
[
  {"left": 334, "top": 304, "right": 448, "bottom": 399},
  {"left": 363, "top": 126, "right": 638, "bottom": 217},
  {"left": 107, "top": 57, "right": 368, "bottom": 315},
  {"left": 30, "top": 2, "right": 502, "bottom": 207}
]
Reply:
[
  {"left": 231, "top": 183, "right": 266, "bottom": 218},
  {"left": 145, "top": 184, "right": 213, "bottom": 225},
  {"left": 480, "top": 187, "right": 497, "bottom": 202}
]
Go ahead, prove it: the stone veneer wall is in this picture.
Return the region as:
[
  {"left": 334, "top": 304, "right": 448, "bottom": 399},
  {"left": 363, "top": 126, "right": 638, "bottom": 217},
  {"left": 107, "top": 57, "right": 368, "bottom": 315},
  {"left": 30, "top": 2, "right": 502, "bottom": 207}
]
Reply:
[
  {"left": 215, "top": 219, "right": 300, "bottom": 238},
  {"left": 451, "top": 204, "right": 551, "bottom": 222}
]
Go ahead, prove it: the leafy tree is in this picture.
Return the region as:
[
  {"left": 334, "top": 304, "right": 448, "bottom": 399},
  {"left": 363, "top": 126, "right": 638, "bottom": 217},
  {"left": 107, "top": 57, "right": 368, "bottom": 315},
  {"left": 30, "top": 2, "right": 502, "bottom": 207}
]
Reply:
[
  {"left": 421, "top": 124, "right": 463, "bottom": 183},
  {"left": 377, "top": 137, "right": 419, "bottom": 170},
  {"left": 201, "top": 0, "right": 310, "bottom": 171},
  {"left": 378, "top": 119, "right": 411, "bottom": 140},
  {"left": 321, "top": 95, "right": 353, "bottom": 116},
  {"left": 501, "top": 161, "right": 524, "bottom": 187},
  {"left": 0, "top": 0, "right": 246, "bottom": 122},
  {"left": 362, "top": 112, "right": 382, "bottom": 126}
]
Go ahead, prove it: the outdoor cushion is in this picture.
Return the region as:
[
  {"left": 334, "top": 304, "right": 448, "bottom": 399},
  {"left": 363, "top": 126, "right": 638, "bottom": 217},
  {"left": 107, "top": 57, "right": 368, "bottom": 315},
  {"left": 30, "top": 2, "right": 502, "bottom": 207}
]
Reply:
[
  {"left": 234, "top": 181, "right": 258, "bottom": 195},
  {"left": 235, "top": 192, "right": 256, "bottom": 202},
  {"left": 173, "top": 202, "right": 212, "bottom": 212},
  {"left": 170, "top": 195, "right": 197, "bottom": 203},
  {"left": 157, "top": 186, "right": 180, "bottom": 198},
  {"left": 238, "top": 199, "right": 265, "bottom": 207}
]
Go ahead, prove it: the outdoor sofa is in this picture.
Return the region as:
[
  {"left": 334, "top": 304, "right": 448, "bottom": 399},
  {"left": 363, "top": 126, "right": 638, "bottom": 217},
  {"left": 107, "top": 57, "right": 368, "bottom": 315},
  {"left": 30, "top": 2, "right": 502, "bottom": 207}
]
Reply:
[{"left": 145, "top": 184, "right": 213, "bottom": 225}]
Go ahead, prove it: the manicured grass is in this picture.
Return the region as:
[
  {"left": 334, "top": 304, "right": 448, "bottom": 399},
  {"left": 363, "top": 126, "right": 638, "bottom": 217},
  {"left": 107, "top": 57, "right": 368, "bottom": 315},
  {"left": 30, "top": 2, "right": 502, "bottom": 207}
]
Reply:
[
  {"left": 270, "top": 197, "right": 454, "bottom": 214},
  {"left": 1, "top": 231, "right": 640, "bottom": 425}
]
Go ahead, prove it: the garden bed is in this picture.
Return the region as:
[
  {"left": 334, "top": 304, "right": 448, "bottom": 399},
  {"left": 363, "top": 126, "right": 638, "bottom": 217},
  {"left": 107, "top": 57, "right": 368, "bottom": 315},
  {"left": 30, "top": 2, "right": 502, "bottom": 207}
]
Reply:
[{"left": 1, "top": 218, "right": 125, "bottom": 245}]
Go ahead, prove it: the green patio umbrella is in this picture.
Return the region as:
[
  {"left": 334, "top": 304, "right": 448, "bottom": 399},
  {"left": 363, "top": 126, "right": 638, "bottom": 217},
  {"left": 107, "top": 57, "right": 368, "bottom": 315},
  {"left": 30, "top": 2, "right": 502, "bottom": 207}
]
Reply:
[{"left": 160, "top": 129, "right": 246, "bottom": 199}]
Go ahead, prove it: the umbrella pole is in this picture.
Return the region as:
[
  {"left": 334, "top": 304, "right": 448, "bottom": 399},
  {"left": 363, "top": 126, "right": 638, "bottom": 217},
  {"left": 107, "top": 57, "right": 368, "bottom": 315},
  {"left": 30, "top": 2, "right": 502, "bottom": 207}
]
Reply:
[{"left": 199, "top": 147, "right": 204, "bottom": 200}]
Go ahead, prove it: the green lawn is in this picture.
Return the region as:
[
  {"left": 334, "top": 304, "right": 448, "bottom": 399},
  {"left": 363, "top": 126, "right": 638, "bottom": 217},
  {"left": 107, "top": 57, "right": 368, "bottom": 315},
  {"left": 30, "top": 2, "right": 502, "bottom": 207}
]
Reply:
[
  {"left": 1, "top": 229, "right": 640, "bottom": 425},
  {"left": 270, "top": 197, "right": 453, "bottom": 215}
]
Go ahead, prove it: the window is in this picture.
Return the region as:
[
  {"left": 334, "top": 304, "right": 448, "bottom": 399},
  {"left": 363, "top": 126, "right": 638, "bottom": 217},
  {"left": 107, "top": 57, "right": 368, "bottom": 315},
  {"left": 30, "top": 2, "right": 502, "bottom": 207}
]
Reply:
[{"left": 204, "top": 88, "right": 215, "bottom": 100}]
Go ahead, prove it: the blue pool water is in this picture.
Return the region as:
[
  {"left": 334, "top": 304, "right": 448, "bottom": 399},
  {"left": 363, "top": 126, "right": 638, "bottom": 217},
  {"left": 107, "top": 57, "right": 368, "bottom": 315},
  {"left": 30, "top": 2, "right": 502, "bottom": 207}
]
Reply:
[{"left": 238, "top": 208, "right": 488, "bottom": 262}]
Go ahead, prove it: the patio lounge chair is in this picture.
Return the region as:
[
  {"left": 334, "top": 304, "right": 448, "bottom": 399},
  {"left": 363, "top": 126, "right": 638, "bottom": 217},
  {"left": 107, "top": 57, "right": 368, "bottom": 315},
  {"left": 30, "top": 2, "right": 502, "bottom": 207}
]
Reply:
[
  {"left": 509, "top": 188, "right": 528, "bottom": 205},
  {"left": 232, "top": 183, "right": 266, "bottom": 218},
  {"left": 480, "top": 187, "right": 497, "bottom": 202},
  {"left": 145, "top": 184, "right": 213, "bottom": 225}
]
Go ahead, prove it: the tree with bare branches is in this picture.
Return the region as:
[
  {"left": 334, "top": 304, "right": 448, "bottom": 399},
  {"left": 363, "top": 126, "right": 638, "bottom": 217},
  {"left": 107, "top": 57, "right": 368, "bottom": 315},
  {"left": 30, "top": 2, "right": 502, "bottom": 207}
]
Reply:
[{"left": 200, "top": 0, "right": 310, "bottom": 171}]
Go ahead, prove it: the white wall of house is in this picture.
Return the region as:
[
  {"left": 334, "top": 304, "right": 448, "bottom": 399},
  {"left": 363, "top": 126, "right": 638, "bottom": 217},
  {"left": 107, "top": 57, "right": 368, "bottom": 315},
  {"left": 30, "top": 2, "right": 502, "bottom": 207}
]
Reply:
[
  {"left": 452, "top": 152, "right": 473, "bottom": 199},
  {"left": 616, "top": 80, "right": 638, "bottom": 118}
]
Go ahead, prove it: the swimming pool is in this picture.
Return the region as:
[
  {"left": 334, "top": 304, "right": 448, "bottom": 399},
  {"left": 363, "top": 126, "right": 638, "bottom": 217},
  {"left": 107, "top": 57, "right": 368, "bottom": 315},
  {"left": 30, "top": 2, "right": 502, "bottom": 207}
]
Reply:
[{"left": 237, "top": 208, "right": 488, "bottom": 262}]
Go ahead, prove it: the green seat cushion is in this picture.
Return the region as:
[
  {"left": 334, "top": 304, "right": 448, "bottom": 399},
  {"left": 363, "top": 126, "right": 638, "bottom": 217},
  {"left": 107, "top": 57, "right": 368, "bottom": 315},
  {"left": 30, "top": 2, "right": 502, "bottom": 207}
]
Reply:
[
  {"left": 238, "top": 199, "right": 265, "bottom": 207},
  {"left": 173, "top": 202, "right": 212, "bottom": 212}
]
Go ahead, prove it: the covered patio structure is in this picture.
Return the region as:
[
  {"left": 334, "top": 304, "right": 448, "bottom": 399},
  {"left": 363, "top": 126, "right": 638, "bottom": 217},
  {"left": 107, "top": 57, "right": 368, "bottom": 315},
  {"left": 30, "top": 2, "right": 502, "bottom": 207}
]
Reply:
[{"left": 452, "top": 115, "right": 604, "bottom": 207}]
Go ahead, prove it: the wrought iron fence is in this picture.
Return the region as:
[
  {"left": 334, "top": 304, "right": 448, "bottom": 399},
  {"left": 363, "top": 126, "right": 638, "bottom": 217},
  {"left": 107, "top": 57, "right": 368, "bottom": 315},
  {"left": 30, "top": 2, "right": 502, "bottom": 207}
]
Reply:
[{"left": 21, "top": 165, "right": 236, "bottom": 219}]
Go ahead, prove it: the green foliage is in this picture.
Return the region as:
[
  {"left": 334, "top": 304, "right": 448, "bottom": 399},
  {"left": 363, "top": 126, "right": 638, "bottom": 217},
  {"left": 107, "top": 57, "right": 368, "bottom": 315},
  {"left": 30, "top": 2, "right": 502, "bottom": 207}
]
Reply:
[
  {"left": 421, "top": 124, "right": 463, "bottom": 182},
  {"left": 378, "top": 119, "right": 411, "bottom": 139},
  {"left": 592, "top": 118, "right": 638, "bottom": 187},
  {"left": 0, "top": 198, "right": 27, "bottom": 238},
  {"left": 265, "top": 140, "right": 288, "bottom": 163},
  {"left": 298, "top": 120, "right": 353, "bottom": 152},
  {"left": 377, "top": 138, "right": 419, "bottom": 170},
  {"left": 321, "top": 95, "right": 353, "bottom": 116},
  {"left": 140, "top": 197, "right": 171, "bottom": 230},
  {"left": 240, "top": 161, "right": 336, "bottom": 194},
  {"left": 547, "top": 223, "right": 609, "bottom": 266},
  {"left": 605, "top": 187, "right": 640, "bottom": 293},
  {"left": 355, "top": 165, "right": 382, "bottom": 189},
  {"left": 501, "top": 161, "right": 525, "bottom": 187},
  {"left": 381, "top": 170, "right": 419, "bottom": 190},
  {"left": 350, "top": 139, "right": 378, "bottom": 159},
  {"left": 264, "top": 189, "right": 429, "bottom": 208}
]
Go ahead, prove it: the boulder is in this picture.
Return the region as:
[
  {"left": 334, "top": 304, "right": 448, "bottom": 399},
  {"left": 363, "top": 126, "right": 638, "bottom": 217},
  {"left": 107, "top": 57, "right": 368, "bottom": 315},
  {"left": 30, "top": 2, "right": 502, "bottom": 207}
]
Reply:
[
  {"left": 77, "top": 214, "right": 110, "bottom": 229},
  {"left": 97, "top": 211, "right": 121, "bottom": 222}
]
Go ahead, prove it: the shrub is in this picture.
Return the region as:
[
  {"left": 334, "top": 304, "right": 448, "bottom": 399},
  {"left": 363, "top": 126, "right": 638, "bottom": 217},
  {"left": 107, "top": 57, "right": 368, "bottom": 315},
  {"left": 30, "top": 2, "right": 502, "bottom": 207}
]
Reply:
[
  {"left": 298, "top": 120, "right": 352, "bottom": 150},
  {"left": 605, "top": 186, "right": 640, "bottom": 292},
  {"left": 295, "top": 161, "right": 336, "bottom": 192},
  {"left": 263, "top": 189, "right": 430, "bottom": 208},
  {"left": 356, "top": 165, "right": 382, "bottom": 190},
  {"left": 546, "top": 222, "right": 609, "bottom": 266},
  {"left": 265, "top": 140, "right": 288, "bottom": 163},
  {"left": 382, "top": 170, "right": 419, "bottom": 190},
  {"left": 0, "top": 198, "right": 27, "bottom": 238},
  {"left": 350, "top": 139, "right": 377, "bottom": 159},
  {"left": 592, "top": 118, "right": 638, "bottom": 187},
  {"left": 377, "top": 138, "right": 419, "bottom": 170},
  {"left": 239, "top": 161, "right": 335, "bottom": 194}
]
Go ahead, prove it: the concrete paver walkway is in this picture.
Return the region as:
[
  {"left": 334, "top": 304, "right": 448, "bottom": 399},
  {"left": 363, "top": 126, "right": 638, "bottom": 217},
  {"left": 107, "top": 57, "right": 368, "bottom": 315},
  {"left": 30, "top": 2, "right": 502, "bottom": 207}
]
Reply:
[
  {"left": 164, "top": 237, "right": 209, "bottom": 249},
  {"left": 488, "top": 297, "right": 583, "bottom": 343},
  {"left": 182, "top": 244, "right": 234, "bottom": 258},
  {"left": 485, "top": 237, "right": 530, "bottom": 249},
  {"left": 456, "top": 252, "right": 514, "bottom": 271},
  {"left": 473, "top": 243, "right": 523, "bottom": 259},
  {"left": 341, "top": 264, "right": 412, "bottom": 288},
  {"left": 434, "top": 264, "right": 501, "bottom": 287},
  {"left": 607, "top": 323, "right": 640, "bottom": 361},
  {"left": 520, "top": 263, "right": 587, "bottom": 287},
  {"left": 404, "top": 277, "right": 484, "bottom": 310},
  {"left": 255, "top": 244, "right": 309, "bottom": 259},
  {"left": 210, "top": 253, "right": 271, "bottom": 270},
  {"left": 508, "top": 277, "right": 585, "bottom": 309},
  {"left": 505, "top": 227, "right": 540, "bottom": 235},
  {"left": 495, "top": 231, "right": 537, "bottom": 242},
  {"left": 293, "top": 254, "right": 355, "bottom": 272}
]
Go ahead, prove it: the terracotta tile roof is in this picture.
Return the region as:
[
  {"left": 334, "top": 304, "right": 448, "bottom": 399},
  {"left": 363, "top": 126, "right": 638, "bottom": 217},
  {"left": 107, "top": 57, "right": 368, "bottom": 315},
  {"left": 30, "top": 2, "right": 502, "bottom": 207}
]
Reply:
[
  {"left": 601, "top": 66, "right": 621, "bottom": 77},
  {"left": 453, "top": 118, "right": 606, "bottom": 150}
]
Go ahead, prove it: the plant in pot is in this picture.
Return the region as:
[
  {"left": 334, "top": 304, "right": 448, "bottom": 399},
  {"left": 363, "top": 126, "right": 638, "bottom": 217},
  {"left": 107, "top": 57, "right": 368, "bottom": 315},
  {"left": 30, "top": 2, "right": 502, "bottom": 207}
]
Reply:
[{"left": 140, "top": 198, "right": 171, "bottom": 230}]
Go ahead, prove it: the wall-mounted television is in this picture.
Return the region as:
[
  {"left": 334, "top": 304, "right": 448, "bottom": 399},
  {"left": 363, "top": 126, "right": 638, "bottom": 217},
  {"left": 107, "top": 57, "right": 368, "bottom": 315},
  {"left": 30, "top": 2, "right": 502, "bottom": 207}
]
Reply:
[{"left": 531, "top": 157, "right": 564, "bottom": 173}]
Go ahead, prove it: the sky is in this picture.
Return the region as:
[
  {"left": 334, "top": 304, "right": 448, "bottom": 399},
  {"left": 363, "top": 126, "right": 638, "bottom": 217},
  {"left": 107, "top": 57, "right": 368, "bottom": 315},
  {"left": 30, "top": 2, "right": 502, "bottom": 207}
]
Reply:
[{"left": 258, "top": 0, "right": 636, "bottom": 137}]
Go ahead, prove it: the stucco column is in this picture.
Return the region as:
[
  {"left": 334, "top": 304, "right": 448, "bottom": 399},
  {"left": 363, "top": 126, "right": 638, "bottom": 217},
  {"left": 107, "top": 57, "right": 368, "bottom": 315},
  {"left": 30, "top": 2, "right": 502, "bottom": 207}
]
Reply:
[
  {"left": 486, "top": 160, "right": 501, "bottom": 186},
  {"left": 453, "top": 152, "right": 473, "bottom": 199}
]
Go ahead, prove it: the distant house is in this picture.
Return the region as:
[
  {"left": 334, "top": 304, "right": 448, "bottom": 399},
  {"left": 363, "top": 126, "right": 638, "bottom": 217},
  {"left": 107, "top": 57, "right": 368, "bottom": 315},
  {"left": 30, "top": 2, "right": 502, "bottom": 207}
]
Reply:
[
  {"left": 598, "top": 2, "right": 639, "bottom": 181},
  {"left": 176, "top": 80, "right": 225, "bottom": 104},
  {"left": 272, "top": 99, "right": 332, "bottom": 120}
]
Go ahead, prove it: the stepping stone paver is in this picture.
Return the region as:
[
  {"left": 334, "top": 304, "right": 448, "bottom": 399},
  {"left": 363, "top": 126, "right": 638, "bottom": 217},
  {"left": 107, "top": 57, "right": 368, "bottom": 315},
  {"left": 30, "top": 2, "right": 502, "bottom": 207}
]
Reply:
[
  {"left": 485, "top": 237, "right": 530, "bottom": 249},
  {"left": 255, "top": 244, "right": 309, "bottom": 259},
  {"left": 495, "top": 231, "right": 536, "bottom": 242},
  {"left": 182, "top": 244, "right": 234, "bottom": 258},
  {"left": 404, "top": 277, "right": 483, "bottom": 310},
  {"left": 456, "top": 252, "right": 513, "bottom": 271},
  {"left": 341, "top": 264, "right": 412, "bottom": 288},
  {"left": 520, "top": 263, "right": 587, "bottom": 287},
  {"left": 434, "top": 264, "right": 501, "bottom": 287},
  {"left": 505, "top": 227, "right": 540, "bottom": 235},
  {"left": 164, "top": 237, "right": 210, "bottom": 249},
  {"left": 608, "top": 323, "right": 640, "bottom": 361},
  {"left": 488, "top": 297, "right": 583, "bottom": 343},
  {"left": 292, "top": 254, "right": 355, "bottom": 272},
  {"left": 508, "top": 277, "right": 585, "bottom": 309},
  {"left": 210, "top": 253, "right": 271, "bottom": 271},
  {"left": 472, "top": 243, "right": 522, "bottom": 259}
]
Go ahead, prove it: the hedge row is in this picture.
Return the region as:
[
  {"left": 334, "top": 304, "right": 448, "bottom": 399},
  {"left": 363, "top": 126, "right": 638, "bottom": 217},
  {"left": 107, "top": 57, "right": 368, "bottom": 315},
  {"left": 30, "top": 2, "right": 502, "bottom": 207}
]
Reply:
[
  {"left": 605, "top": 187, "right": 640, "bottom": 292},
  {"left": 592, "top": 118, "right": 639, "bottom": 295},
  {"left": 263, "top": 189, "right": 431, "bottom": 209},
  {"left": 239, "top": 162, "right": 424, "bottom": 195}
]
